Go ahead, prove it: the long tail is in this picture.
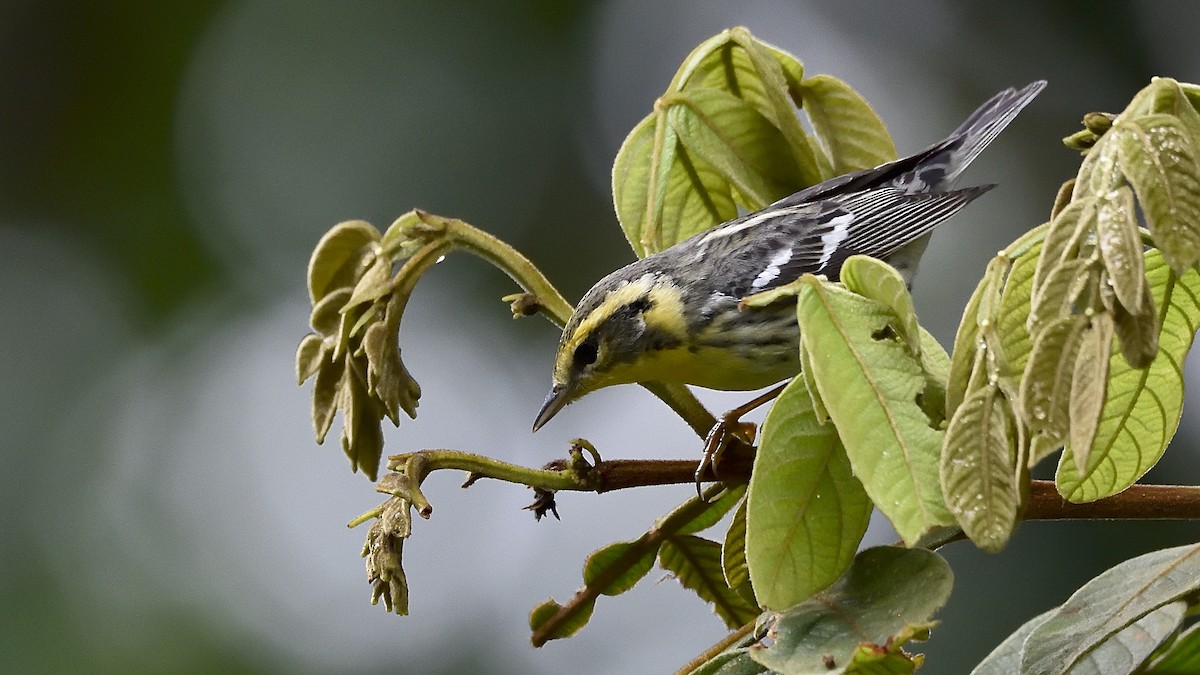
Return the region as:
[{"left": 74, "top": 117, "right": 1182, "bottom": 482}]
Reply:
[{"left": 900, "top": 80, "right": 1047, "bottom": 190}]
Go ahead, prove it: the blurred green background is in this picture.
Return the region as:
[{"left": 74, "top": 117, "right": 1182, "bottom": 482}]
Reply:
[{"left": 3, "top": 1, "right": 1199, "bottom": 673}]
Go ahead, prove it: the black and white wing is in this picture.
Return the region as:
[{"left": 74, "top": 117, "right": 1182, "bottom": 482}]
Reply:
[{"left": 731, "top": 184, "right": 992, "bottom": 294}]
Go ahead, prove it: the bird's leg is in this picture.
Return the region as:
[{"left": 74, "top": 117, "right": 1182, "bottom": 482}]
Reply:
[{"left": 694, "top": 382, "right": 790, "bottom": 497}]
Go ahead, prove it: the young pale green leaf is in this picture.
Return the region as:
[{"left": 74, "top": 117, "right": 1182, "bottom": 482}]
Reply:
[
  {"left": 529, "top": 597, "right": 594, "bottom": 643},
  {"left": 296, "top": 334, "right": 326, "bottom": 385},
  {"left": 840, "top": 255, "right": 921, "bottom": 357},
  {"left": 1087, "top": 132, "right": 1125, "bottom": 195},
  {"left": 749, "top": 547, "right": 953, "bottom": 674},
  {"left": 345, "top": 257, "right": 393, "bottom": 309},
  {"left": 940, "top": 385, "right": 1018, "bottom": 553},
  {"left": 1113, "top": 279, "right": 1160, "bottom": 368},
  {"left": 581, "top": 536, "right": 659, "bottom": 597},
  {"left": 1068, "top": 315, "right": 1114, "bottom": 474},
  {"left": 1056, "top": 252, "right": 1200, "bottom": 502},
  {"left": 971, "top": 609, "right": 1054, "bottom": 675},
  {"left": 361, "top": 312, "right": 421, "bottom": 422},
  {"left": 947, "top": 256, "right": 1003, "bottom": 418},
  {"left": 798, "top": 74, "right": 898, "bottom": 174},
  {"left": 312, "top": 355, "right": 345, "bottom": 444},
  {"left": 746, "top": 376, "right": 871, "bottom": 610},
  {"left": 666, "top": 88, "right": 801, "bottom": 208},
  {"left": 341, "top": 375, "right": 385, "bottom": 480},
  {"left": 1115, "top": 114, "right": 1200, "bottom": 274},
  {"left": 1050, "top": 179, "right": 1076, "bottom": 219},
  {"left": 308, "top": 220, "right": 381, "bottom": 303},
  {"left": 1029, "top": 258, "right": 1090, "bottom": 330},
  {"left": 1147, "top": 620, "right": 1200, "bottom": 673},
  {"left": 722, "top": 497, "right": 750, "bottom": 591},
  {"left": 660, "top": 535, "right": 761, "bottom": 629},
  {"left": 796, "top": 278, "right": 952, "bottom": 544},
  {"left": 996, "top": 240, "right": 1044, "bottom": 382},
  {"left": 1096, "top": 186, "right": 1147, "bottom": 313},
  {"left": 1019, "top": 315, "right": 1089, "bottom": 441},
  {"left": 310, "top": 288, "right": 353, "bottom": 338},
  {"left": 1151, "top": 77, "right": 1200, "bottom": 147},
  {"left": 1021, "top": 544, "right": 1200, "bottom": 674}
]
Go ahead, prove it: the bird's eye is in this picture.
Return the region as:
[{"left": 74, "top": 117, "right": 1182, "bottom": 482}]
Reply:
[{"left": 573, "top": 340, "right": 598, "bottom": 367}]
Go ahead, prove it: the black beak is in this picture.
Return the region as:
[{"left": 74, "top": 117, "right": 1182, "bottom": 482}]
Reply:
[{"left": 532, "top": 383, "right": 571, "bottom": 432}]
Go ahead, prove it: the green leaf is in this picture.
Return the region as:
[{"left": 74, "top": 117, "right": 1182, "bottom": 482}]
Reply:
[
  {"left": 1095, "top": 186, "right": 1147, "bottom": 313},
  {"left": 722, "top": 497, "right": 750, "bottom": 591},
  {"left": 939, "top": 385, "right": 1018, "bottom": 553},
  {"left": 1071, "top": 601, "right": 1187, "bottom": 675},
  {"left": 1055, "top": 252, "right": 1200, "bottom": 502},
  {"left": 840, "top": 255, "right": 921, "bottom": 357},
  {"left": 917, "top": 328, "right": 952, "bottom": 428},
  {"left": 1148, "top": 619, "right": 1200, "bottom": 673},
  {"left": 749, "top": 547, "right": 953, "bottom": 673},
  {"left": 1021, "top": 543, "right": 1200, "bottom": 674},
  {"left": 307, "top": 220, "right": 381, "bottom": 303},
  {"left": 1115, "top": 114, "right": 1200, "bottom": 274},
  {"left": 658, "top": 145, "right": 739, "bottom": 250},
  {"left": 529, "top": 597, "right": 594, "bottom": 643},
  {"left": 747, "top": 376, "right": 871, "bottom": 610},
  {"left": 977, "top": 603, "right": 1185, "bottom": 675},
  {"left": 613, "top": 112, "right": 739, "bottom": 256},
  {"left": 971, "top": 609, "right": 1054, "bottom": 675},
  {"left": 796, "top": 278, "right": 953, "bottom": 544},
  {"left": 581, "top": 536, "right": 660, "bottom": 597},
  {"left": 689, "top": 649, "right": 768, "bottom": 675},
  {"left": 1068, "top": 315, "right": 1114, "bottom": 474},
  {"left": 659, "top": 535, "right": 761, "bottom": 629},
  {"left": 845, "top": 623, "right": 932, "bottom": 674},
  {"left": 798, "top": 74, "right": 898, "bottom": 174},
  {"left": 612, "top": 112, "right": 663, "bottom": 258},
  {"left": 671, "top": 483, "right": 748, "bottom": 536},
  {"left": 1033, "top": 200, "right": 1094, "bottom": 299},
  {"left": 1019, "top": 315, "right": 1089, "bottom": 441},
  {"left": 666, "top": 87, "right": 801, "bottom": 208},
  {"left": 672, "top": 28, "right": 827, "bottom": 185},
  {"left": 798, "top": 335, "right": 828, "bottom": 423}
]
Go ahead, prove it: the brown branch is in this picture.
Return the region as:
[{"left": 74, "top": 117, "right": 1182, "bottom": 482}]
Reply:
[{"left": 1025, "top": 480, "right": 1200, "bottom": 520}]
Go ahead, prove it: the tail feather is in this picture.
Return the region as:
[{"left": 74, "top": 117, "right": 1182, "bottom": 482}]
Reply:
[{"left": 902, "top": 80, "right": 1047, "bottom": 190}]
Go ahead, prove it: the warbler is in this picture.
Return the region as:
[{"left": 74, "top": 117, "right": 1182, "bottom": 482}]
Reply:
[{"left": 533, "top": 81, "right": 1046, "bottom": 432}]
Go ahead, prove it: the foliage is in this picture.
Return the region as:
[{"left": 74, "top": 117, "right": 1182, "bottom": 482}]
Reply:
[{"left": 298, "top": 27, "right": 1200, "bottom": 674}]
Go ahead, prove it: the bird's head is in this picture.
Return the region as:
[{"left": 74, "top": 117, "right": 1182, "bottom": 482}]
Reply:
[{"left": 532, "top": 269, "right": 687, "bottom": 431}]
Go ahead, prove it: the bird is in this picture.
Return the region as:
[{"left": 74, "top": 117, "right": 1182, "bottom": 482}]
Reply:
[{"left": 532, "top": 80, "right": 1046, "bottom": 434}]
